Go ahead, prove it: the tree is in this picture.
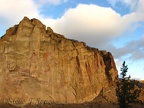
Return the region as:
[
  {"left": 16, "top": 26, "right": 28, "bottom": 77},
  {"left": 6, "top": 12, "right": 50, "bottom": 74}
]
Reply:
[{"left": 116, "top": 61, "right": 141, "bottom": 108}]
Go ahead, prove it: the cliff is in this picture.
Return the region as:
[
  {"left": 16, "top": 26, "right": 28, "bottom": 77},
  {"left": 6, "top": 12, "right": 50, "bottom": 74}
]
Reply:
[{"left": 0, "top": 17, "right": 118, "bottom": 104}]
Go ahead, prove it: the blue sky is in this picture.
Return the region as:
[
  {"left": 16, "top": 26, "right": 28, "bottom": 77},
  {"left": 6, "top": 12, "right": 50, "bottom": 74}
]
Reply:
[{"left": 0, "top": 0, "right": 144, "bottom": 79}]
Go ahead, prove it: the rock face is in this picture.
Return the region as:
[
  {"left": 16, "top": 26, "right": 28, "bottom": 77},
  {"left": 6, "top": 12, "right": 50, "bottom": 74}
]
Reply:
[{"left": 0, "top": 17, "right": 118, "bottom": 104}]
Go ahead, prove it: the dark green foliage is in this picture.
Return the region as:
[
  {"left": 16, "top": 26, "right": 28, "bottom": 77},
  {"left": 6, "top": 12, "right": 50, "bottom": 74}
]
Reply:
[{"left": 116, "top": 61, "right": 141, "bottom": 108}]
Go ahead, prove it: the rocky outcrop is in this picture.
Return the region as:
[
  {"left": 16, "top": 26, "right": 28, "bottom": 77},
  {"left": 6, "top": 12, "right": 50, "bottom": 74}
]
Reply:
[{"left": 0, "top": 17, "right": 118, "bottom": 105}]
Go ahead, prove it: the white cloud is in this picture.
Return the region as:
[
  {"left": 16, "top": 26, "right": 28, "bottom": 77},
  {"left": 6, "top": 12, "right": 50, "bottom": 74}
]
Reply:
[
  {"left": 54, "top": 4, "right": 121, "bottom": 32},
  {"left": 0, "top": 0, "right": 39, "bottom": 20},
  {"left": 33, "top": 0, "right": 68, "bottom": 5},
  {"left": 1, "top": 0, "right": 143, "bottom": 49},
  {"left": 136, "top": 0, "right": 144, "bottom": 22},
  {"left": 43, "top": 3, "right": 142, "bottom": 48},
  {"left": 0, "top": 0, "right": 68, "bottom": 36},
  {"left": 0, "top": 0, "right": 39, "bottom": 32},
  {"left": 51, "top": 4, "right": 123, "bottom": 43},
  {"left": 0, "top": 0, "right": 144, "bottom": 56}
]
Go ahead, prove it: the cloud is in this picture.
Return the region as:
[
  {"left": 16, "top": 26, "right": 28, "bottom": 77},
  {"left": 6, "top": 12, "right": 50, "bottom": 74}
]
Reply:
[
  {"left": 0, "top": 0, "right": 68, "bottom": 36},
  {"left": 107, "top": 35, "right": 144, "bottom": 60},
  {"left": 0, "top": 0, "right": 39, "bottom": 21},
  {"left": 1, "top": 0, "right": 143, "bottom": 49},
  {"left": 0, "top": 0, "right": 144, "bottom": 61},
  {"left": 136, "top": 0, "right": 144, "bottom": 22},
  {"left": 127, "top": 36, "right": 144, "bottom": 60},
  {"left": 0, "top": 0, "right": 39, "bottom": 34},
  {"left": 44, "top": 3, "right": 143, "bottom": 49},
  {"left": 107, "top": 0, "right": 139, "bottom": 11},
  {"left": 33, "top": 0, "right": 68, "bottom": 5},
  {"left": 50, "top": 4, "right": 122, "bottom": 46}
]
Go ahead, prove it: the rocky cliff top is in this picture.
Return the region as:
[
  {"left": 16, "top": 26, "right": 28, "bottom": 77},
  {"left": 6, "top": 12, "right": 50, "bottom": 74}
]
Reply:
[{"left": 0, "top": 17, "right": 118, "bottom": 105}]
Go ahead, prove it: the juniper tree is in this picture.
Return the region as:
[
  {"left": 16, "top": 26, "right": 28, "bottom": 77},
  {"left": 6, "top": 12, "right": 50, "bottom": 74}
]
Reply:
[{"left": 116, "top": 61, "right": 141, "bottom": 108}]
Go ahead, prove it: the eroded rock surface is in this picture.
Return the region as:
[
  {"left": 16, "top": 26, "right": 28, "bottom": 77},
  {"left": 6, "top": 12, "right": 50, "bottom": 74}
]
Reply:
[{"left": 0, "top": 17, "right": 118, "bottom": 104}]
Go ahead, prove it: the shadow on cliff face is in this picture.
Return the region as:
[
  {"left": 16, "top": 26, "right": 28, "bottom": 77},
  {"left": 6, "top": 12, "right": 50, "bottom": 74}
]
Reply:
[
  {"left": 100, "top": 51, "right": 117, "bottom": 83},
  {"left": 23, "top": 103, "right": 118, "bottom": 108},
  {"left": 0, "top": 102, "right": 143, "bottom": 108},
  {"left": 0, "top": 102, "right": 118, "bottom": 108},
  {"left": 0, "top": 103, "right": 144, "bottom": 108},
  {"left": 0, "top": 103, "right": 18, "bottom": 108}
]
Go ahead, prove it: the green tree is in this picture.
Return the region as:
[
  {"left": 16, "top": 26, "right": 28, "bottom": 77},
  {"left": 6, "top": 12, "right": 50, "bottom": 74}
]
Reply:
[{"left": 116, "top": 61, "right": 141, "bottom": 108}]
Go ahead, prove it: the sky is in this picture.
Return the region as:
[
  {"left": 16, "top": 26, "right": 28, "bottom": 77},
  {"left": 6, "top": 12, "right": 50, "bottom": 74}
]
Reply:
[{"left": 0, "top": 0, "right": 144, "bottom": 79}]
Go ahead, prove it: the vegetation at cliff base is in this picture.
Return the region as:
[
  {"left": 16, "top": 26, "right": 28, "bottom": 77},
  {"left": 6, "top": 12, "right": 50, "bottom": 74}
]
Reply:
[{"left": 116, "top": 61, "right": 141, "bottom": 108}]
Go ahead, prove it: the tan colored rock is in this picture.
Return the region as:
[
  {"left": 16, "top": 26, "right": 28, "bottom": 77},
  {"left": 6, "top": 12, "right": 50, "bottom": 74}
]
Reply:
[{"left": 0, "top": 17, "right": 118, "bottom": 105}]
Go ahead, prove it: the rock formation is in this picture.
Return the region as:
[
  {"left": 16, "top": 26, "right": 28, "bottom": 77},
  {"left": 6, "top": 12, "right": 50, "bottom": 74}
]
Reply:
[{"left": 0, "top": 17, "right": 118, "bottom": 105}]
